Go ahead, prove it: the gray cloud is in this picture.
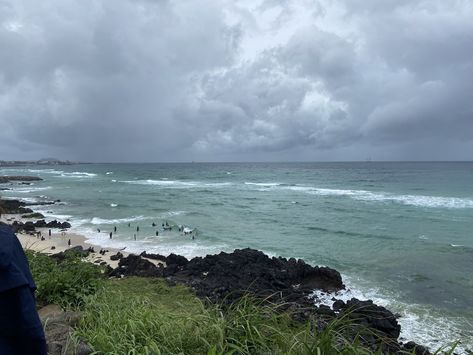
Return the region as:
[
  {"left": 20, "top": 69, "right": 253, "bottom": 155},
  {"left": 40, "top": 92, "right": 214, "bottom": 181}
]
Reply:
[{"left": 0, "top": 0, "right": 472, "bottom": 161}]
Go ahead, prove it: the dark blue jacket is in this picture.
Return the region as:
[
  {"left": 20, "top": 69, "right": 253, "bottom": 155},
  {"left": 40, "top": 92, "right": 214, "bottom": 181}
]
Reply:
[{"left": 0, "top": 224, "right": 36, "bottom": 292}]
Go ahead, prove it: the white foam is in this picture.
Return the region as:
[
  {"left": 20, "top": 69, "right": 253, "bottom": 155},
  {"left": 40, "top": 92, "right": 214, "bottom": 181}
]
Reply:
[
  {"left": 111, "top": 179, "right": 117, "bottom": 182},
  {"left": 59, "top": 172, "right": 97, "bottom": 178},
  {"left": 312, "top": 275, "right": 472, "bottom": 353},
  {"left": 246, "top": 183, "right": 473, "bottom": 209},
  {"left": 110, "top": 203, "right": 118, "bottom": 207},
  {"left": 90, "top": 216, "right": 149, "bottom": 225},
  {"left": 122, "top": 179, "right": 232, "bottom": 189},
  {"left": 160, "top": 211, "right": 186, "bottom": 217},
  {"left": 26, "top": 169, "right": 64, "bottom": 174},
  {"left": 245, "top": 182, "right": 281, "bottom": 187},
  {"left": 9, "top": 186, "right": 52, "bottom": 193},
  {"left": 106, "top": 172, "right": 113, "bottom": 175},
  {"left": 75, "top": 225, "right": 229, "bottom": 260}
]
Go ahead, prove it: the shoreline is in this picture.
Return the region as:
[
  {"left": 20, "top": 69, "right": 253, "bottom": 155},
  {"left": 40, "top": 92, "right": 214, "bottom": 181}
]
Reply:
[{"left": 0, "top": 213, "right": 163, "bottom": 269}]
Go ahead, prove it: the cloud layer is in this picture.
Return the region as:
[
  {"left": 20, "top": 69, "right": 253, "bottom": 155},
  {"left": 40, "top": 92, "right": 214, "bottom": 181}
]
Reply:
[{"left": 1, "top": 0, "right": 472, "bottom": 161}]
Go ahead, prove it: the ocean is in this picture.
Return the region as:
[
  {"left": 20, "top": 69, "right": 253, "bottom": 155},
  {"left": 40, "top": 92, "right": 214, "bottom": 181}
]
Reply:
[{"left": 1, "top": 162, "right": 472, "bottom": 351}]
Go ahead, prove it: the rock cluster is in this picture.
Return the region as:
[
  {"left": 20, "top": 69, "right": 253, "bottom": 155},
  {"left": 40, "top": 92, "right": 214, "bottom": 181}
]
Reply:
[{"left": 11, "top": 219, "right": 71, "bottom": 233}]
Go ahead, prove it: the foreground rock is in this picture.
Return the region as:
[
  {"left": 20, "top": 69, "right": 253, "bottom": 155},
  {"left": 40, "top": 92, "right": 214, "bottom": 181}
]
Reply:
[{"left": 38, "top": 304, "right": 92, "bottom": 355}]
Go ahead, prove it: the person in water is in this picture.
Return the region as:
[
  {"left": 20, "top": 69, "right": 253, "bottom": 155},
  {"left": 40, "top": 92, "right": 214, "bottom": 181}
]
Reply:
[
  {"left": 109, "top": 232, "right": 112, "bottom": 239},
  {"left": 0, "top": 224, "right": 48, "bottom": 354}
]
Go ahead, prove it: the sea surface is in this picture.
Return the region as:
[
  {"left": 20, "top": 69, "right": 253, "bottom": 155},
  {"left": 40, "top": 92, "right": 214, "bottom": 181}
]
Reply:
[{"left": 1, "top": 162, "right": 472, "bottom": 351}]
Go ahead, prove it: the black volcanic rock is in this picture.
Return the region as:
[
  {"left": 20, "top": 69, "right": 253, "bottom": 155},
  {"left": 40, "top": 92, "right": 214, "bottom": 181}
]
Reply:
[
  {"left": 110, "top": 252, "right": 123, "bottom": 261},
  {"left": 335, "top": 298, "right": 401, "bottom": 339},
  {"left": 0, "top": 176, "right": 42, "bottom": 183},
  {"left": 10, "top": 219, "right": 71, "bottom": 232},
  {"left": 51, "top": 246, "right": 91, "bottom": 262},
  {"left": 163, "top": 248, "right": 344, "bottom": 305},
  {"left": 0, "top": 199, "right": 33, "bottom": 214},
  {"left": 139, "top": 251, "right": 167, "bottom": 263},
  {"left": 109, "top": 254, "right": 163, "bottom": 278}
]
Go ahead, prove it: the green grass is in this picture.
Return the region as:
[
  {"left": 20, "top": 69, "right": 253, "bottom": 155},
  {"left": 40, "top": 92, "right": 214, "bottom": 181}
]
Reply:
[
  {"left": 26, "top": 250, "right": 104, "bottom": 309},
  {"left": 74, "top": 278, "right": 407, "bottom": 355}
]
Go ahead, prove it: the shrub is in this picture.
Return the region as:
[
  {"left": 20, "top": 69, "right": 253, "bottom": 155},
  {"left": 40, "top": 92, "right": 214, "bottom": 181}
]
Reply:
[{"left": 26, "top": 250, "right": 104, "bottom": 309}]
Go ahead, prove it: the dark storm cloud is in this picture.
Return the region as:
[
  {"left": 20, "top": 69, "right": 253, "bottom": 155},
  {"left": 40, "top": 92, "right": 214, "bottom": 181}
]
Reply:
[{"left": 0, "top": 0, "right": 472, "bottom": 161}]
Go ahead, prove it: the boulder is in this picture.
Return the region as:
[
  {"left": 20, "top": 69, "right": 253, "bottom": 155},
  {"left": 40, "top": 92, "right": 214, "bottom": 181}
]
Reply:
[
  {"left": 51, "top": 246, "right": 90, "bottom": 262},
  {"left": 335, "top": 298, "right": 401, "bottom": 339},
  {"left": 110, "top": 252, "right": 124, "bottom": 261},
  {"left": 109, "top": 254, "right": 163, "bottom": 278},
  {"left": 38, "top": 304, "right": 92, "bottom": 355}
]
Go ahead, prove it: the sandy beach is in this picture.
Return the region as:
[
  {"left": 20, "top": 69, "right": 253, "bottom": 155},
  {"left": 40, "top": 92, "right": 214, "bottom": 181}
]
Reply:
[{"left": 1, "top": 213, "right": 163, "bottom": 269}]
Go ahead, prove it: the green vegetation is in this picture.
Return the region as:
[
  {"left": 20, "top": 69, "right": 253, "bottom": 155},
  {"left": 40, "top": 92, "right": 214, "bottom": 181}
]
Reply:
[
  {"left": 75, "top": 278, "right": 377, "bottom": 355},
  {"left": 26, "top": 251, "right": 458, "bottom": 355},
  {"left": 26, "top": 250, "right": 104, "bottom": 308}
]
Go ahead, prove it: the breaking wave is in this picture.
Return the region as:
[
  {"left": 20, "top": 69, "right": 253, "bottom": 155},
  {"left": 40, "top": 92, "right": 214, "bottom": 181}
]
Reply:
[
  {"left": 90, "top": 216, "right": 150, "bottom": 225},
  {"left": 59, "top": 172, "right": 97, "bottom": 178},
  {"left": 244, "top": 183, "right": 473, "bottom": 209},
  {"left": 122, "top": 179, "right": 232, "bottom": 188}
]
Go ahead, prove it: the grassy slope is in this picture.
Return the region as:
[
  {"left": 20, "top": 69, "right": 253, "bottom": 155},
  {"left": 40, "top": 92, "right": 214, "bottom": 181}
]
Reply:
[{"left": 74, "top": 277, "right": 376, "bottom": 355}]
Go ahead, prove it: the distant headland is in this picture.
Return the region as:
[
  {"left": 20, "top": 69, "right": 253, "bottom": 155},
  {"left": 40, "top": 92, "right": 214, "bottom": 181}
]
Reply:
[{"left": 0, "top": 158, "right": 84, "bottom": 167}]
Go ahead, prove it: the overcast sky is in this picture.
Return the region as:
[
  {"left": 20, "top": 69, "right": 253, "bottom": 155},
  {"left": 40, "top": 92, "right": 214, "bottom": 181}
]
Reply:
[{"left": 1, "top": 0, "right": 472, "bottom": 162}]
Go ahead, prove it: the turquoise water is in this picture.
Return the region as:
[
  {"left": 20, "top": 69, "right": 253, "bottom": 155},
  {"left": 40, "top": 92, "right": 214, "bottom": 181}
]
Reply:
[{"left": 1, "top": 162, "right": 472, "bottom": 350}]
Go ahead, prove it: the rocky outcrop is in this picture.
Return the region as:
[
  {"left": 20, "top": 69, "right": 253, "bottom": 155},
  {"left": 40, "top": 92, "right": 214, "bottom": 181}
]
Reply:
[
  {"left": 0, "top": 176, "right": 42, "bottom": 183},
  {"left": 0, "top": 199, "right": 33, "bottom": 214},
  {"left": 163, "top": 248, "right": 343, "bottom": 305}
]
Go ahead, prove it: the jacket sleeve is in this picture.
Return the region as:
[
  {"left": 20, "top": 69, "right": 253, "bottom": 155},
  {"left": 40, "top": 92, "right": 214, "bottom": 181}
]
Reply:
[{"left": 0, "top": 226, "right": 14, "bottom": 270}]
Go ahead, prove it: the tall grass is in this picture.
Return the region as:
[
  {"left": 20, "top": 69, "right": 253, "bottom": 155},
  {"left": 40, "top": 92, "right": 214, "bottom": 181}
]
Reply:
[{"left": 74, "top": 278, "right": 409, "bottom": 355}]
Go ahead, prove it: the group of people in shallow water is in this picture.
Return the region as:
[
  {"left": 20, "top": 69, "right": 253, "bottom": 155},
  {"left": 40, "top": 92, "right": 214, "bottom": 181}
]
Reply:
[{"left": 97, "top": 220, "right": 196, "bottom": 241}]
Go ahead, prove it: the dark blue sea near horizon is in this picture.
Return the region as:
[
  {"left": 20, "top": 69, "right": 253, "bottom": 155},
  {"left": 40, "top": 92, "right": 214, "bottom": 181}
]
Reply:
[{"left": 1, "top": 162, "right": 472, "bottom": 351}]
